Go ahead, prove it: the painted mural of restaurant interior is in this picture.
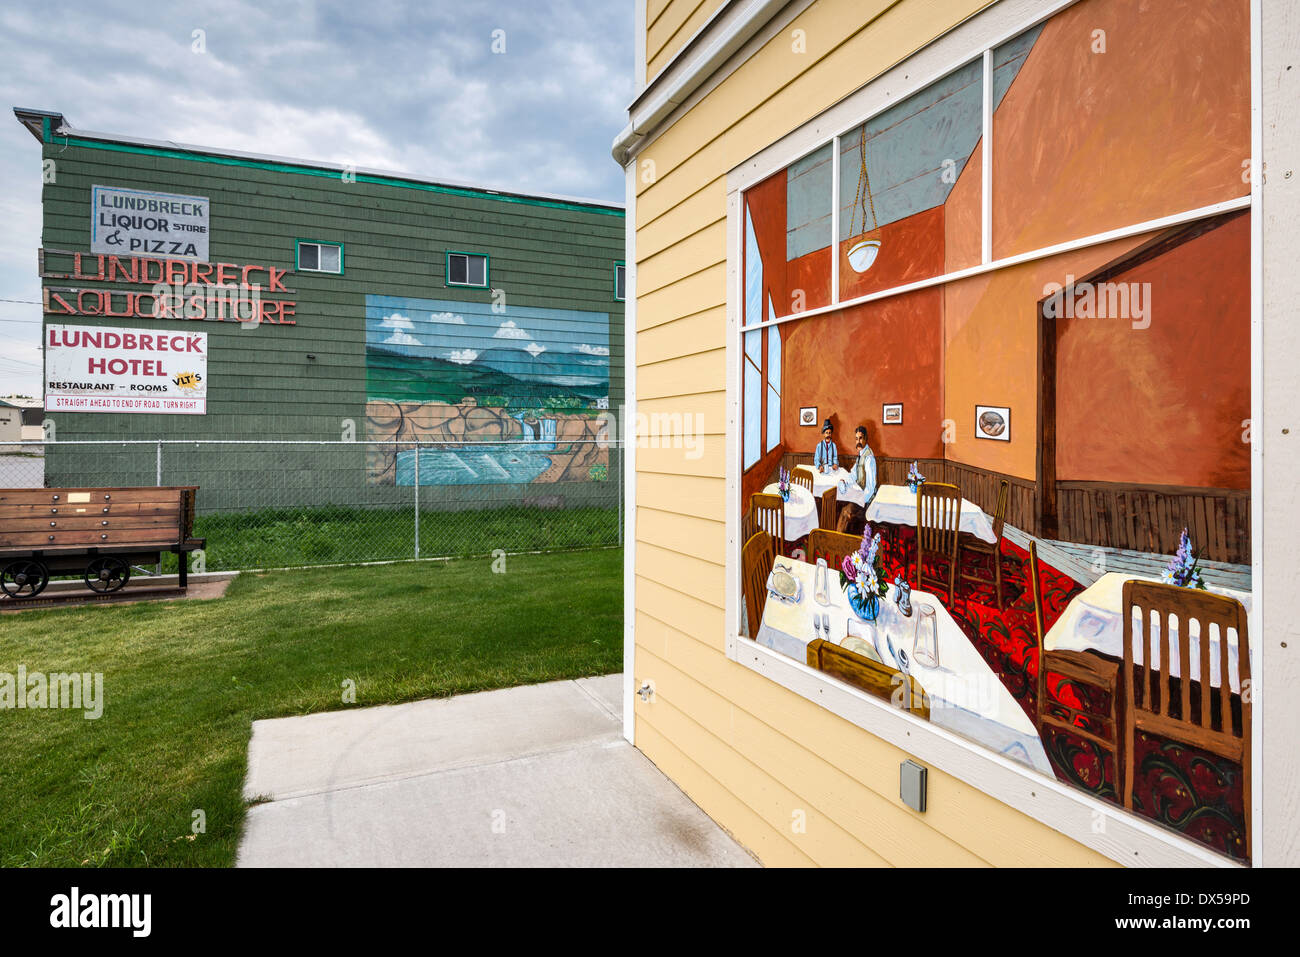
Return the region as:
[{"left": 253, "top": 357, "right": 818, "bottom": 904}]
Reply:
[{"left": 738, "top": 0, "right": 1252, "bottom": 861}]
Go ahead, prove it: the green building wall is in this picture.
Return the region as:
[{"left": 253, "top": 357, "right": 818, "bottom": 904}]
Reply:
[{"left": 35, "top": 129, "right": 625, "bottom": 515}]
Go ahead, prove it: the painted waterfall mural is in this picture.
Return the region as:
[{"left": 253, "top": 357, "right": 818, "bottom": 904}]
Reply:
[
  {"left": 364, "top": 295, "right": 610, "bottom": 486},
  {"left": 739, "top": 0, "right": 1254, "bottom": 860}
]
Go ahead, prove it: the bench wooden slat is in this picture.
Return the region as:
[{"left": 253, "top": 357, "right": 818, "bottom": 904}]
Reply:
[
  {"left": 0, "top": 487, "right": 198, "bottom": 507},
  {"left": 2, "top": 513, "right": 180, "bottom": 533},
  {"left": 0, "top": 503, "right": 184, "bottom": 518},
  {"left": 0, "top": 529, "right": 185, "bottom": 548}
]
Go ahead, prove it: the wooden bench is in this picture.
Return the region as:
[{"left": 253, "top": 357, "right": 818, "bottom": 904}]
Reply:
[{"left": 0, "top": 486, "right": 205, "bottom": 599}]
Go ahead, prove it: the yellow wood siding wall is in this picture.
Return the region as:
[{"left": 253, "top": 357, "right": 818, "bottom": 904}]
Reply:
[
  {"left": 646, "top": 0, "right": 729, "bottom": 82},
  {"left": 632, "top": 0, "right": 1117, "bottom": 867}
]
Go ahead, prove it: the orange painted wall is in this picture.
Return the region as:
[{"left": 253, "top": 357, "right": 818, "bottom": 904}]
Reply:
[
  {"left": 942, "top": 0, "right": 1250, "bottom": 480},
  {"left": 746, "top": 0, "right": 1251, "bottom": 485},
  {"left": 992, "top": 0, "right": 1250, "bottom": 258},
  {"left": 942, "top": 235, "right": 1151, "bottom": 478},
  {"left": 839, "top": 205, "right": 947, "bottom": 301},
  {"left": 1056, "top": 213, "right": 1251, "bottom": 489},
  {"left": 779, "top": 288, "right": 945, "bottom": 461}
]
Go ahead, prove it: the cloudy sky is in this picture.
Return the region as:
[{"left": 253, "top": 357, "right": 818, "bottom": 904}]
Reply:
[{"left": 0, "top": 0, "right": 633, "bottom": 396}]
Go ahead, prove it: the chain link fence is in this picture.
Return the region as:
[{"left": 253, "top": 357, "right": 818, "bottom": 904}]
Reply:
[{"left": 0, "top": 438, "right": 622, "bottom": 573}]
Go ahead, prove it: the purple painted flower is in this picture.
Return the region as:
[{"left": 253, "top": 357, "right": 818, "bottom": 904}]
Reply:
[{"left": 1161, "top": 528, "right": 1208, "bottom": 589}]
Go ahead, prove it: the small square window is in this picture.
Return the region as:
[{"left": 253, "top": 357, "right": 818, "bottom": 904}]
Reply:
[
  {"left": 297, "top": 240, "right": 343, "bottom": 274},
  {"left": 447, "top": 252, "right": 488, "bottom": 288},
  {"left": 615, "top": 263, "right": 627, "bottom": 301}
]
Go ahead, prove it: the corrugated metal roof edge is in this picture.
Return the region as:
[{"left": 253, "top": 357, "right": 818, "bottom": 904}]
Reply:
[{"left": 18, "top": 109, "right": 624, "bottom": 218}]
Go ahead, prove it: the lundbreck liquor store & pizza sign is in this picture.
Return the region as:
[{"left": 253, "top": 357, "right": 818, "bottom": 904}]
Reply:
[{"left": 91, "top": 184, "right": 210, "bottom": 260}]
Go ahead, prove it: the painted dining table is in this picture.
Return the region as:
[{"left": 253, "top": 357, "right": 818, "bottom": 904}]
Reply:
[
  {"left": 761, "top": 483, "right": 819, "bottom": 541},
  {"left": 794, "top": 465, "right": 868, "bottom": 508},
  {"left": 1044, "top": 572, "right": 1253, "bottom": 692},
  {"left": 865, "top": 483, "right": 998, "bottom": 543},
  {"left": 755, "top": 556, "right": 1052, "bottom": 774}
]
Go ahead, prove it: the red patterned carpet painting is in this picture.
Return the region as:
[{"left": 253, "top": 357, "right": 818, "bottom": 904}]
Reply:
[{"left": 860, "top": 526, "right": 1248, "bottom": 862}]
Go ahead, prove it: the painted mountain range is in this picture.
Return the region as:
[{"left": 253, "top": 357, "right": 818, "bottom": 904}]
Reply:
[{"left": 364, "top": 294, "right": 611, "bottom": 407}]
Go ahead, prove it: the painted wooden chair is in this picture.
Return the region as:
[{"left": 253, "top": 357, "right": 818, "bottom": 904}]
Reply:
[
  {"left": 791, "top": 466, "right": 814, "bottom": 494},
  {"left": 1121, "top": 580, "right": 1251, "bottom": 850},
  {"left": 742, "top": 530, "right": 775, "bottom": 639},
  {"left": 807, "top": 638, "right": 930, "bottom": 718},
  {"left": 818, "top": 486, "right": 837, "bottom": 530},
  {"left": 750, "top": 492, "right": 785, "bottom": 562},
  {"left": 915, "top": 482, "right": 961, "bottom": 606},
  {"left": 1031, "top": 540, "right": 1124, "bottom": 797},
  {"left": 959, "top": 479, "right": 1010, "bottom": 609},
  {"left": 807, "top": 528, "right": 860, "bottom": 573}
]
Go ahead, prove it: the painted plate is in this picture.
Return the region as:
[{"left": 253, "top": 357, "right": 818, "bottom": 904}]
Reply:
[
  {"left": 841, "top": 636, "right": 881, "bottom": 662},
  {"left": 769, "top": 567, "right": 801, "bottom": 601}
]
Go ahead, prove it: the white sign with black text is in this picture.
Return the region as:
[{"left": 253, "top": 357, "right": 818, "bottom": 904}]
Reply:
[{"left": 91, "top": 184, "right": 210, "bottom": 260}]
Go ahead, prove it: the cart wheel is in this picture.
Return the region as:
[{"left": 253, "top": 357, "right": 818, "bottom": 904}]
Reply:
[
  {"left": 1, "top": 559, "right": 49, "bottom": 599},
  {"left": 85, "top": 556, "right": 131, "bottom": 593}
]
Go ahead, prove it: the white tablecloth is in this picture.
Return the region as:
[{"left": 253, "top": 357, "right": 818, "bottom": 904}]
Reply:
[
  {"left": 1044, "top": 572, "right": 1252, "bottom": 692},
  {"left": 761, "top": 483, "right": 819, "bottom": 541},
  {"left": 865, "top": 484, "right": 997, "bottom": 543},
  {"left": 755, "top": 558, "right": 1051, "bottom": 774},
  {"left": 795, "top": 465, "right": 867, "bottom": 508}
]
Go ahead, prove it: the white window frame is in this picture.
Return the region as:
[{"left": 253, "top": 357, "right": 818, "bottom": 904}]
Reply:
[
  {"left": 446, "top": 251, "right": 489, "bottom": 289},
  {"left": 615, "top": 262, "right": 627, "bottom": 301},
  {"left": 723, "top": 0, "right": 1264, "bottom": 868},
  {"left": 295, "top": 239, "right": 343, "bottom": 275}
]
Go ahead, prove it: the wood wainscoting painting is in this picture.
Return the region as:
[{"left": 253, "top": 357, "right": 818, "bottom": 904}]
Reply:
[{"left": 737, "top": 0, "right": 1254, "bottom": 862}]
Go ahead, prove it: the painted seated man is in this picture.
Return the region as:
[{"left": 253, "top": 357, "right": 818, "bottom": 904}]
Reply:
[
  {"left": 836, "top": 425, "right": 878, "bottom": 535},
  {"left": 812, "top": 419, "right": 838, "bottom": 473}
]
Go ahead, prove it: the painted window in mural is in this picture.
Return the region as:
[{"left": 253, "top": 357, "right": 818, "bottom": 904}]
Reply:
[
  {"left": 746, "top": 142, "right": 835, "bottom": 322},
  {"left": 738, "top": 0, "right": 1253, "bottom": 862},
  {"left": 838, "top": 58, "right": 985, "bottom": 298},
  {"left": 365, "top": 295, "right": 611, "bottom": 487}
]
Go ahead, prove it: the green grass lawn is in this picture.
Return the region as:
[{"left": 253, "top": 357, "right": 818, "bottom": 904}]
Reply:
[
  {"left": 159, "top": 504, "right": 619, "bottom": 572},
  {"left": 0, "top": 548, "right": 621, "bottom": 867}
]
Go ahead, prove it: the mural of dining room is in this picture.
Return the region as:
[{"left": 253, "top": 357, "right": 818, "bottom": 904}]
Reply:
[{"left": 738, "top": 0, "right": 1254, "bottom": 861}]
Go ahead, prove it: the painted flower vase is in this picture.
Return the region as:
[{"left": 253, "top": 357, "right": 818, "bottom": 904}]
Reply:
[
  {"left": 781, "top": 488, "right": 790, "bottom": 502},
  {"left": 847, "top": 583, "right": 880, "bottom": 622},
  {"left": 907, "top": 481, "right": 918, "bottom": 494}
]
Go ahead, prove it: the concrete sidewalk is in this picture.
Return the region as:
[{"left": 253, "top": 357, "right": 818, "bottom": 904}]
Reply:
[{"left": 236, "top": 674, "right": 757, "bottom": 867}]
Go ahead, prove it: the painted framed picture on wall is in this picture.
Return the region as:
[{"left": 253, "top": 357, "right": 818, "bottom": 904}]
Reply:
[
  {"left": 799, "top": 407, "right": 818, "bottom": 426},
  {"left": 975, "top": 405, "right": 1011, "bottom": 441},
  {"left": 882, "top": 403, "right": 903, "bottom": 425}
]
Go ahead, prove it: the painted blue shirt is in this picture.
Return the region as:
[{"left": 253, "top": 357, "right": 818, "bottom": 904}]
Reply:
[{"left": 813, "top": 439, "right": 838, "bottom": 471}]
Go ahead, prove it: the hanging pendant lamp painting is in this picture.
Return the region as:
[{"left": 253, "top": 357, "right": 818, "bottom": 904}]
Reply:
[{"left": 847, "top": 127, "right": 881, "bottom": 273}]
